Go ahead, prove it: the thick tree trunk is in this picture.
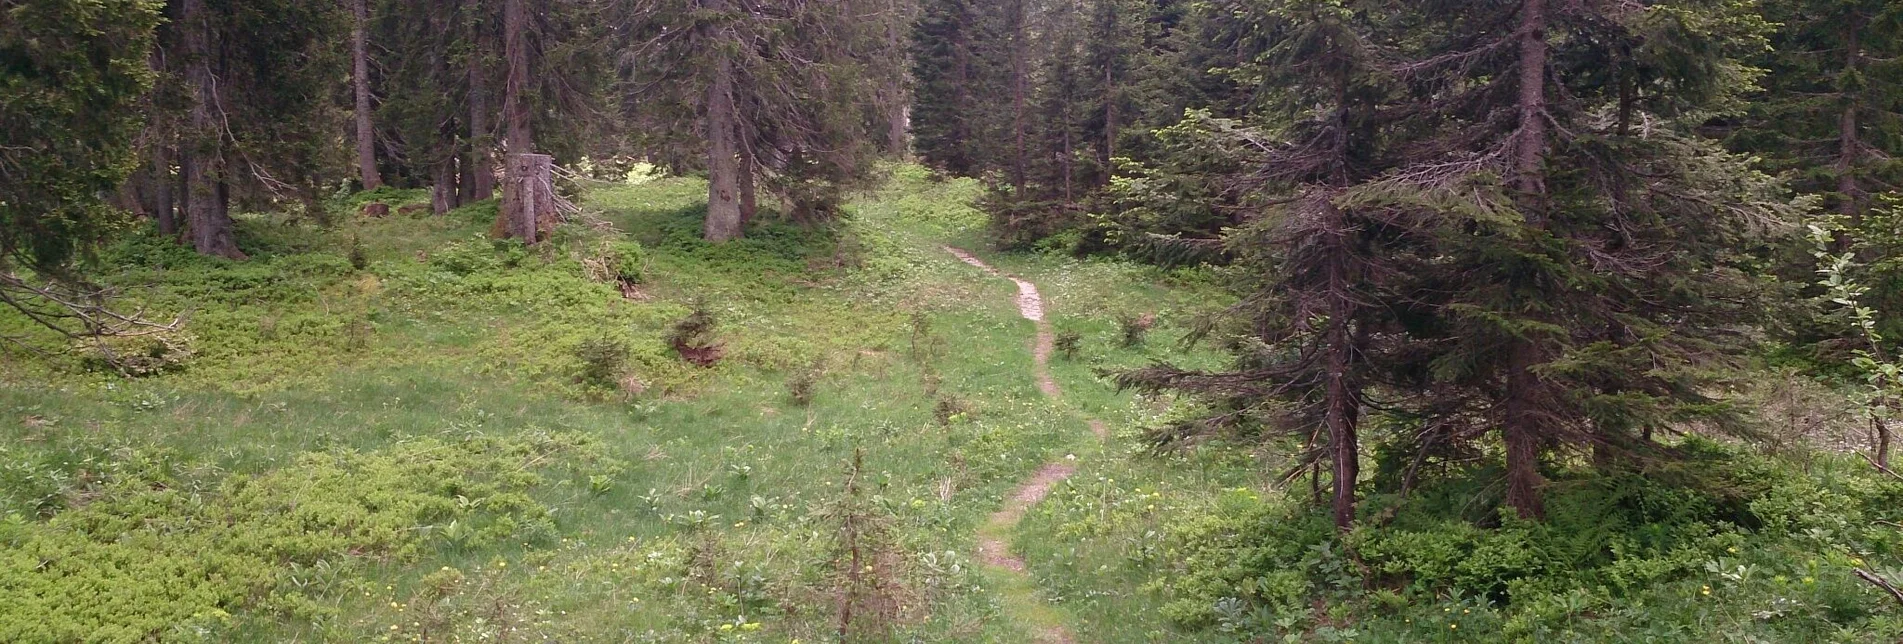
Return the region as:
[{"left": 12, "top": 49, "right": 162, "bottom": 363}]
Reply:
[
  {"left": 181, "top": 0, "right": 243, "bottom": 259},
  {"left": 703, "top": 27, "right": 744, "bottom": 243},
  {"left": 502, "top": 0, "right": 532, "bottom": 156},
  {"left": 498, "top": 153, "right": 553, "bottom": 241},
  {"left": 352, "top": 0, "right": 381, "bottom": 190},
  {"left": 1503, "top": 345, "right": 1547, "bottom": 518},
  {"left": 494, "top": 0, "right": 549, "bottom": 241},
  {"left": 1501, "top": 0, "right": 1551, "bottom": 520},
  {"left": 466, "top": 7, "right": 495, "bottom": 203}
]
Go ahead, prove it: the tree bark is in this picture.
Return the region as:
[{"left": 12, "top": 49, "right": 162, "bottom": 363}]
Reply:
[
  {"left": 466, "top": 5, "right": 495, "bottom": 203},
  {"left": 352, "top": 0, "right": 382, "bottom": 190},
  {"left": 494, "top": 0, "right": 547, "bottom": 241},
  {"left": 883, "top": 0, "right": 908, "bottom": 156},
  {"left": 1324, "top": 240, "right": 1359, "bottom": 531},
  {"left": 738, "top": 142, "right": 758, "bottom": 226},
  {"left": 1502, "top": 0, "right": 1551, "bottom": 520},
  {"left": 703, "top": 9, "right": 745, "bottom": 244},
  {"left": 1103, "top": 64, "right": 1116, "bottom": 172},
  {"left": 151, "top": 145, "right": 176, "bottom": 236},
  {"left": 1008, "top": 0, "right": 1028, "bottom": 190},
  {"left": 181, "top": 0, "right": 243, "bottom": 259},
  {"left": 502, "top": 0, "right": 532, "bottom": 156},
  {"left": 432, "top": 160, "right": 455, "bottom": 215},
  {"left": 1837, "top": 15, "right": 1865, "bottom": 219}
]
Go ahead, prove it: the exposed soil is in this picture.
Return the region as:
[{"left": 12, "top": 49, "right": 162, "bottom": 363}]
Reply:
[{"left": 949, "top": 247, "right": 1105, "bottom": 644}]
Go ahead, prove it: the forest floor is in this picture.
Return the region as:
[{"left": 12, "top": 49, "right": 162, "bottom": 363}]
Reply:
[
  {"left": 8, "top": 165, "right": 1900, "bottom": 644},
  {"left": 0, "top": 165, "right": 1241, "bottom": 642}
]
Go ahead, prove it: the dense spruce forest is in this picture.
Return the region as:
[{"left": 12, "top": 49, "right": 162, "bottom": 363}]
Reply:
[{"left": 6, "top": 0, "right": 1903, "bottom": 641}]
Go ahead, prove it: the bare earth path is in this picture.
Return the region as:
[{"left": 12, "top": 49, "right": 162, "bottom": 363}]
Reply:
[{"left": 947, "top": 246, "right": 1106, "bottom": 643}]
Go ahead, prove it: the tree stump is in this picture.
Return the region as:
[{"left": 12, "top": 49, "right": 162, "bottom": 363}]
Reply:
[{"left": 497, "top": 153, "right": 556, "bottom": 243}]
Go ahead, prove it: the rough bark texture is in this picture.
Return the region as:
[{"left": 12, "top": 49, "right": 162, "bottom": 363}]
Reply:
[
  {"left": 431, "top": 160, "right": 455, "bottom": 215},
  {"left": 352, "top": 0, "right": 382, "bottom": 190},
  {"left": 702, "top": 0, "right": 744, "bottom": 243},
  {"left": 466, "top": 9, "right": 495, "bottom": 203},
  {"left": 1325, "top": 278, "right": 1359, "bottom": 530},
  {"left": 499, "top": 153, "right": 553, "bottom": 242},
  {"left": 494, "top": 0, "right": 546, "bottom": 241},
  {"left": 181, "top": 0, "right": 243, "bottom": 259},
  {"left": 1008, "top": 0, "right": 1028, "bottom": 189},
  {"left": 883, "top": 0, "right": 908, "bottom": 156},
  {"left": 737, "top": 143, "right": 758, "bottom": 226},
  {"left": 150, "top": 145, "right": 176, "bottom": 237},
  {"left": 1837, "top": 16, "right": 1864, "bottom": 218},
  {"left": 1503, "top": 0, "right": 1551, "bottom": 520},
  {"left": 502, "top": 0, "right": 532, "bottom": 156}
]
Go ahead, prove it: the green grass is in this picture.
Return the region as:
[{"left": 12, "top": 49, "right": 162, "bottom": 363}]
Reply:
[
  {"left": 10, "top": 164, "right": 1897, "bottom": 643},
  {"left": 0, "top": 165, "right": 1228, "bottom": 642}
]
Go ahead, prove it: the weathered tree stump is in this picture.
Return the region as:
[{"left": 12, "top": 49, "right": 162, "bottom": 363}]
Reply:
[{"left": 496, "top": 153, "right": 555, "bottom": 243}]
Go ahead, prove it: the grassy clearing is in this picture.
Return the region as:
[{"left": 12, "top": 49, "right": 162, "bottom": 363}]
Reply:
[
  {"left": 0, "top": 165, "right": 1225, "bottom": 642},
  {"left": 12, "top": 164, "right": 1895, "bottom": 643}
]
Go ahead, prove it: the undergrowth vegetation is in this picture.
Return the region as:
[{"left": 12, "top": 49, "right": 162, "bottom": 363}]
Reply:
[{"left": 3, "top": 166, "right": 1900, "bottom": 641}]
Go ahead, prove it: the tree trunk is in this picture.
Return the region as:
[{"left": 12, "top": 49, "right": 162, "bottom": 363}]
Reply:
[
  {"left": 1513, "top": 0, "right": 1549, "bottom": 218},
  {"left": 1503, "top": 354, "right": 1547, "bottom": 518},
  {"left": 1837, "top": 16, "right": 1864, "bottom": 219},
  {"left": 703, "top": 17, "right": 744, "bottom": 244},
  {"left": 1502, "top": 0, "right": 1551, "bottom": 520},
  {"left": 466, "top": 7, "right": 495, "bottom": 203},
  {"left": 502, "top": 0, "right": 532, "bottom": 156},
  {"left": 181, "top": 0, "right": 243, "bottom": 259},
  {"left": 494, "top": 0, "right": 546, "bottom": 241},
  {"left": 738, "top": 142, "right": 758, "bottom": 226},
  {"left": 151, "top": 145, "right": 176, "bottom": 236},
  {"left": 883, "top": 0, "right": 908, "bottom": 157},
  {"left": 949, "top": 16, "right": 972, "bottom": 174},
  {"left": 352, "top": 0, "right": 381, "bottom": 190},
  {"left": 1008, "top": 0, "right": 1028, "bottom": 190},
  {"left": 498, "top": 153, "right": 552, "bottom": 241},
  {"left": 1324, "top": 267, "right": 1359, "bottom": 531},
  {"left": 432, "top": 160, "right": 455, "bottom": 215},
  {"left": 1103, "top": 63, "right": 1116, "bottom": 172}
]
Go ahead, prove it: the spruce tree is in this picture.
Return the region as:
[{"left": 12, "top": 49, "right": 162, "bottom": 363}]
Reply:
[
  {"left": 1400, "top": 0, "right": 1792, "bottom": 517},
  {"left": 0, "top": 0, "right": 163, "bottom": 333},
  {"left": 618, "top": 0, "right": 890, "bottom": 242}
]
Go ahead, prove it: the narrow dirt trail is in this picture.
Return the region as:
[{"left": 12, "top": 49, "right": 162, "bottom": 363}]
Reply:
[{"left": 947, "top": 246, "right": 1105, "bottom": 643}]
